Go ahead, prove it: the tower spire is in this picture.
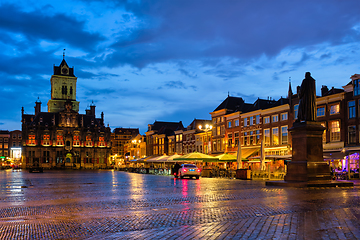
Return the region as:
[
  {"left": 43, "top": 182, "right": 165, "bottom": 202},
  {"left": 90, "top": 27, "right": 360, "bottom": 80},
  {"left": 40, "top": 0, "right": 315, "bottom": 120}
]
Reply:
[
  {"left": 63, "top": 49, "right": 66, "bottom": 60},
  {"left": 288, "top": 77, "right": 293, "bottom": 106}
]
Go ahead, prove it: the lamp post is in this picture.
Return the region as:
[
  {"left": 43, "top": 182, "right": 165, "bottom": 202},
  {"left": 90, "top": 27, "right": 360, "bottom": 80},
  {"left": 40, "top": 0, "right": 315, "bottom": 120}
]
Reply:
[{"left": 199, "top": 124, "right": 213, "bottom": 154}]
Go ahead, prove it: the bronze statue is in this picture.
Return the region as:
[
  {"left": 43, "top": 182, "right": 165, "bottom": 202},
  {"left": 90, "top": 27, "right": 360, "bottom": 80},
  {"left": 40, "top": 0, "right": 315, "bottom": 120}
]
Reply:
[{"left": 297, "top": 72, "right": 316, "bottom": 122}]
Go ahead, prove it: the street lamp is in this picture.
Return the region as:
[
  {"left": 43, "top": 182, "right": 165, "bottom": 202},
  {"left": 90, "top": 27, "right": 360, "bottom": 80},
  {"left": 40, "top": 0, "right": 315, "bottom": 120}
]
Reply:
[{"left": 198, "top": 124, "right": 212, "bottom": 154}]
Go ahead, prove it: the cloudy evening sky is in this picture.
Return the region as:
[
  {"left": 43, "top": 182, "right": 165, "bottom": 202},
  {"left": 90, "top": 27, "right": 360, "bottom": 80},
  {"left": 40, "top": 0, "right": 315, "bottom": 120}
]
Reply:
[{"left": 1, "top": 0, "right": 360, "bottom": 133}]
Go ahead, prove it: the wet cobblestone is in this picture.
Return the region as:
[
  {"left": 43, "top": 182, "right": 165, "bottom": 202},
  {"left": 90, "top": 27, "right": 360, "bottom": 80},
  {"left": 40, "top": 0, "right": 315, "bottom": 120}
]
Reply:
[{"left": 0, "top": 169, "right": 360, "bottom": 239}]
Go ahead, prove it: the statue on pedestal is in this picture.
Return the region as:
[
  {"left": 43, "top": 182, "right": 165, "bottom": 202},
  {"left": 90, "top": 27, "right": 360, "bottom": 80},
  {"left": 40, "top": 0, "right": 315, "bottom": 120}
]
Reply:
[{"left": 297, "top": 72, "right": 316, "bottom": 122}]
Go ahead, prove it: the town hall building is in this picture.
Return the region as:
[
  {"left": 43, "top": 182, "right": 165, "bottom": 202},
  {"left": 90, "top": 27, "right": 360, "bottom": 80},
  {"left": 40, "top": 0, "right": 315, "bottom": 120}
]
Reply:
[{"left": 21, "top": 58, "right": 111, "bottom": 169}]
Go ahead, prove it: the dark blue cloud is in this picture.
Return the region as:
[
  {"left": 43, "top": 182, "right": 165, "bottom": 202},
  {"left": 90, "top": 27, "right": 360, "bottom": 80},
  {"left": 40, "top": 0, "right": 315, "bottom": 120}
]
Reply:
[
  {"left": 101, "top": 0, "right": 360, "bottom": 68},
  {"left": 0, "top": 4, "right": 104, "bottom": 51}
]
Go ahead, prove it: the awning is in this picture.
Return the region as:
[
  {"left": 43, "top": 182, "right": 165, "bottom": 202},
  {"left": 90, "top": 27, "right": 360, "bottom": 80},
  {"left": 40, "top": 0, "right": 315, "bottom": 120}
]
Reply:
[
  {"left": 133, "top": 156, "right": 153, "bottom": 163},
  {"left": 173, "top": 152, "right": 218, "bottom": 162},
  {"left": 215, "top": 153, "right": 238, "bottom": 162},
  {"left": 241, "top": 147, "right": 260, "bottom": 159}
]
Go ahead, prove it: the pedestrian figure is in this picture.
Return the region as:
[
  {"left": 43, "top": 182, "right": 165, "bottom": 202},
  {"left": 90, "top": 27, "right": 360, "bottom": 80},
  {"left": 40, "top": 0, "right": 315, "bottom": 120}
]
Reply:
[{"left": 173, "top": 162, "right": 181, "bottom": 178}]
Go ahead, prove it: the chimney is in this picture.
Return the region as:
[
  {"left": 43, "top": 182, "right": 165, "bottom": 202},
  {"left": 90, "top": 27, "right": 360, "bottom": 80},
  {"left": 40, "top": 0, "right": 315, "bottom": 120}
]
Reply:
[
  {"left": 35, "top": 98, "right": 41, "bottom": 116},
  {"left": 321, "top": 85, "right": 329, "bottom": 97}
]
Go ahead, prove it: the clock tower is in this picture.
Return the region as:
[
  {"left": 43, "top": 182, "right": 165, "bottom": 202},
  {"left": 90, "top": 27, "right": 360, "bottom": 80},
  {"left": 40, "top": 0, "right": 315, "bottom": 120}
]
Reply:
[{"left": 47, "top": 58, "right": 80, "bottom": 113}]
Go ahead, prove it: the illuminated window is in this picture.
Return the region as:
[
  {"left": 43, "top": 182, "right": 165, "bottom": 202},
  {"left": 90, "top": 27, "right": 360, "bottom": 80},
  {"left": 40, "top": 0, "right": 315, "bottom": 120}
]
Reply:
[
  {"left": 321, "top": 122, "right": 326, "bottom": 142},
  {"left": 99, "top": 136, "right": 105, "bottom": 147},
  {"left": 227, "top": 133, "right": 233, "bottom": 146},
  {"left": 56, "top": 135, "right": 64, "bottom": 146},
  {"left": 28, "top": 135, "right": 36, "bottom": 145},
  {"left": 330, "top": 120, "right": 340, "bottom": 141},
  {"left": 221, "top": 126, "right": 225, "bottom": 135},
  {"left": 86, "top": 136, "right": 92, "bottom": 147},
  {"left": 42, "top": 134, "right": 50, "bottom": 146},
  {"left": 272, "top": 127, "right": 279, "bottom": 145},
  {"left": 73, "top": 135, "right": 80, "bottom": 146},
  {"left": 234, "top": 132, "right": 239, "bottom": 146}
]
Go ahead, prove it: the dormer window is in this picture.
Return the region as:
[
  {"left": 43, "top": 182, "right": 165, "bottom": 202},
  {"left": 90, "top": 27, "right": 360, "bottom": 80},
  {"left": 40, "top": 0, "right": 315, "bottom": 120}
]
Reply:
[{"left": 354, "top": 79, "right": 360, "bottom": 96}]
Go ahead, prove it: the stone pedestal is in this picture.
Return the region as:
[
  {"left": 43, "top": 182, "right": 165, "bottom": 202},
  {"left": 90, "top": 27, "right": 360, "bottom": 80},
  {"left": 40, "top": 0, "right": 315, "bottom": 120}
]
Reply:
[
  {"left": 267, "top": 121, "right": 353, "bottom": 187},
  {"left": 285, "top": 121, "right": 331, "bottom": 181}
]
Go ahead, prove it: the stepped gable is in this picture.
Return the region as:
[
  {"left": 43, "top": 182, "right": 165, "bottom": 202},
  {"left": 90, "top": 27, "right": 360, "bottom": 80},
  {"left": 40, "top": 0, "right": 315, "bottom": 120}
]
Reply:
[
  {"left": 80, "top": 114, "right": 106, "bottom": 130},
  {"left": 22, "top": 112, "right": 58, "bottom": 127},
  {"left": 31, "top": 112, "right": 58, "bottom": 127}
]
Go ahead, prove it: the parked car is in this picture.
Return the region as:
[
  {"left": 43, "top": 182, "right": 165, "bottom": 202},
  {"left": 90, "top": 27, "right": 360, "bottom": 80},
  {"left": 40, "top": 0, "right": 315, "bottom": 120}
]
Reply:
[{"left": 178, "top": 164, "right": 201, "bottom": 179}]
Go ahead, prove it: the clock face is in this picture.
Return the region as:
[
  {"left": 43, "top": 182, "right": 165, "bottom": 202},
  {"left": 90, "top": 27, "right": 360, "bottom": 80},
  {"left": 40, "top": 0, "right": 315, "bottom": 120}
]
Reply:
[{"left": 62, "top": 67, "right": 68, "bottom": 74}]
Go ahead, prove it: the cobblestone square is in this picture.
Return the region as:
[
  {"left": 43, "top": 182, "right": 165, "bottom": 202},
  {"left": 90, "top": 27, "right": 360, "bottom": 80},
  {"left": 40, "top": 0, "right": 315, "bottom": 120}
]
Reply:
[{"left": 1, "top": 169, "right": 360, "bottom": 239}]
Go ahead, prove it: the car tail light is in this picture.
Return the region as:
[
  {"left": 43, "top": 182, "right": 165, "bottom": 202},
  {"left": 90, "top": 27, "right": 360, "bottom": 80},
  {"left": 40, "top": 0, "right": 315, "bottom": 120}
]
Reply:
[
  {"left": 183, "top": 169, "right": 187, "bottom": 172},
  {"left": 197, "top": 169, "right": 201, "bottom": 172}
]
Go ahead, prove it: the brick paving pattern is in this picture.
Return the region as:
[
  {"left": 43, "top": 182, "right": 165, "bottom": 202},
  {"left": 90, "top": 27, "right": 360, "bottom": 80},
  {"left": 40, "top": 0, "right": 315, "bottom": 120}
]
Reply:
[{"left": 0, "top": 170, "right": 360, "bottom": 239}]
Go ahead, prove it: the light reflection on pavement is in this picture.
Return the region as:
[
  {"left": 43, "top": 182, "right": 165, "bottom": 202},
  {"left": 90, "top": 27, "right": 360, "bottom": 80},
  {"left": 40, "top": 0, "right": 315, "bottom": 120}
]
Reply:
[{"left": 0, "top": 169, "right": 360, "bottom": 239}]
